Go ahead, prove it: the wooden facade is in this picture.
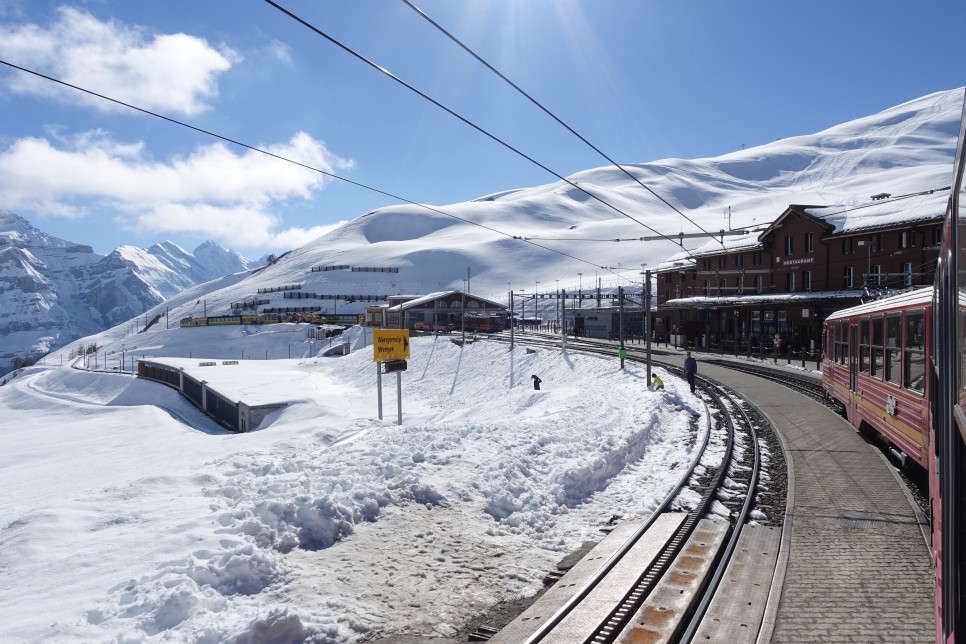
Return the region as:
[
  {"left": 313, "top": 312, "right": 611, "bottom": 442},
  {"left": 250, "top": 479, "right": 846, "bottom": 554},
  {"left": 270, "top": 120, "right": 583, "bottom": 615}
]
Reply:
[{"left": 654, "top": 205, "right": 943, "bottom": 355}]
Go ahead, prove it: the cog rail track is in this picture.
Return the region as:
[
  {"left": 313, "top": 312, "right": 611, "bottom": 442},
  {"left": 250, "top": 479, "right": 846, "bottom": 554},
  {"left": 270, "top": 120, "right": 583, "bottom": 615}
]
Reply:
[{"left": 478, "top": 334, "right": 772, "bottom": 643}]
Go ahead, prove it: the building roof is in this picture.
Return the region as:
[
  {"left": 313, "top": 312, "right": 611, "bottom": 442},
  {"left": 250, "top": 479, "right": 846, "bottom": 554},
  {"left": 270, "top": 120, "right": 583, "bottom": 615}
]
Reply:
[
  {"left": 386, "top": 291, "right": 506, "bottom": 312},
  {"left": 657, "top": 190, "right": 948, "bottom": 268},
  {"left": 661, "top": 289, "right": 870, "bottom": 309},
  {"left": 824, "top": 286, "right": 932, "bottom": 321},
  {"left": 804, "top": 190, "right": 947, "bottom": 235}
]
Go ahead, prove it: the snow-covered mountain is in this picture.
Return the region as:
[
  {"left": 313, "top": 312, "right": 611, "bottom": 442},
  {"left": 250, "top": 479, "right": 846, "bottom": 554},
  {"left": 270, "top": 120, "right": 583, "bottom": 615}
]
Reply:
[
  {"left": 0, "top": 211, "right": 255, "bottom": 372},
  {"left": 12, "top": 87, "right": 966, "bottom": 373},
  {"left": 122, "top": 88, "right": 963, "bottom": 331}
]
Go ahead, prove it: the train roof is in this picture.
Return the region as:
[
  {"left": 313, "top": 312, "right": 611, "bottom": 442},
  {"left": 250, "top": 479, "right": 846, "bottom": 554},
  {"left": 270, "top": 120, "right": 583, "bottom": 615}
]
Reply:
[{"left": 824, "top": 286, "right": 932, "bottom": 321}]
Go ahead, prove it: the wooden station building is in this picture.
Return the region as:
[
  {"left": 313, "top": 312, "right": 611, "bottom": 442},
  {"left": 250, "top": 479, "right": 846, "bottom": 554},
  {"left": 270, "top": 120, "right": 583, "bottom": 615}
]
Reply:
[{"left": 652, "top": 191, "right": 946, "bottom": 355}]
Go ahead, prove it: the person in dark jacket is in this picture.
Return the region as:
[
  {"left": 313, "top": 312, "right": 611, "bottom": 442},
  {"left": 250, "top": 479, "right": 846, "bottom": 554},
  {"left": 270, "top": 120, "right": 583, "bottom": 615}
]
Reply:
[
  {"left": 531, "top": 374, "right": 542, "bottom": 390},
  {"left": 683, "top": 352, "right": 697, "bottom": 393}
]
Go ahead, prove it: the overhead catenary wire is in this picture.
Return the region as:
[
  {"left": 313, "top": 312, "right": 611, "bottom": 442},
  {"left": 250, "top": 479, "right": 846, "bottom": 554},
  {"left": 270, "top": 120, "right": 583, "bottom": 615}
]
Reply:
[
  {"left": 260, "top": 0, "right": 703, "bottom": 261},
  {"left": 399, "top": 0, "right": 720, "bottom": 245},
  {"left": 0, "top": 57, "right": 626, "bottom": 280}
]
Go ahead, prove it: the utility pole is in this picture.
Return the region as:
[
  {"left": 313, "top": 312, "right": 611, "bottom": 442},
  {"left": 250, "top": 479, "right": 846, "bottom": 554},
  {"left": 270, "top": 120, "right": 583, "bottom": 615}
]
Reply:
[
  {"left": 509, "top": 289, "right": 515, "bottom": 350},
  {"left": 534, "top": 281, "right": 540, "bottom": 331},
  {"left": 578, "top": 273, "right": 582, "bottom": 310},
  {"left": 561, "top": 289, "right": 567, "bottom": 351},
  {"left": 556, "top": 280, "right": 560, "bottom": 333},
  {"left": 618, "top": 285, "right": 625, "bottom": 345},
  {"left": 645, "top": 269, "right": 652, "bottom": 383}
]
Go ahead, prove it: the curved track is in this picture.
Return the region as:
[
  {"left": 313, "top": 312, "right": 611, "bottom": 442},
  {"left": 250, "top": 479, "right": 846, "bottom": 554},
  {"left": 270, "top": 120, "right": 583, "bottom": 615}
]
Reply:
[{"left": 476, "top": 332, "right": 785, "bottom": 643}]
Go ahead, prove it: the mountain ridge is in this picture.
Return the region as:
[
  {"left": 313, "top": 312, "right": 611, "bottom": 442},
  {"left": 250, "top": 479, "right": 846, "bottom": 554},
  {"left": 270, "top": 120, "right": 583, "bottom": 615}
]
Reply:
[
  {"left": 10, "top": 87, "right": 966, "bottom": 370},
  {"left": 0, "top": 211, "right": 256, "bottom": 372}
]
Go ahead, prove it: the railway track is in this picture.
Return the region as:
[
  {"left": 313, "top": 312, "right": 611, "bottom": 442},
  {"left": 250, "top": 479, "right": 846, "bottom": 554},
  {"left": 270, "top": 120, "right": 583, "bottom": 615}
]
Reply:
[{"left": 473, "top": 333, "right": 787, "bottom": 643}]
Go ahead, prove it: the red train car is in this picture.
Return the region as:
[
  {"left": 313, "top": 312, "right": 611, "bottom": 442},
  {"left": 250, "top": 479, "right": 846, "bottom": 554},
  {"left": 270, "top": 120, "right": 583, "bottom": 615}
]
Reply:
[
  {"left": 823, "top": 287, "right": 932, "bottom": 468},
  {"left": 823, "top": 91, "right": 966, "bottom": 643},
  {"left": 461, "top": 314, "right": 506, "bottom": 333},
  {"left": 933, "top": 90, "right": 966, "bottom": 644}
]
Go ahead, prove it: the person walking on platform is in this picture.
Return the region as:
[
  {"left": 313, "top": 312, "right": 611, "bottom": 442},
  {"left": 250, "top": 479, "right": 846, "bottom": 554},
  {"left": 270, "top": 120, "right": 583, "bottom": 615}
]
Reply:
[
  {"left": 531, "top": 374, "right": 542, "bottom": 390},
  {"left": 651, "top": 374, "right": 664, "bottom": 390},
  {"left": 684, "top": 351, "right": 697, "bottom": 394}
]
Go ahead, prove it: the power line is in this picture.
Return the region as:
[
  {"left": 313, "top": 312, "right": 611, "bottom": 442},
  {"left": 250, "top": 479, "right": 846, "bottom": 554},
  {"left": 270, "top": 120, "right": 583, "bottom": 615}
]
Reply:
[
  {"left": 260, "top": 0, "right": 701, "bottom": 259},
  {"left": 399, "top": 0, "right": 719, "bottom": 244},
  {"left": 0, "top": 57, "right": 623, "bottom": 278}
]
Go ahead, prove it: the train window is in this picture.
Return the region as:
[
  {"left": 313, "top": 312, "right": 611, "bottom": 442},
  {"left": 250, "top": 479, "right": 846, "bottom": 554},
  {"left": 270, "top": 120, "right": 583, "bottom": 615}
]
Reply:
[
  {"left": 904, "top": 311, "right": 926, "bottom": 394},
  {"left": 885, "top": 314, "right": 901, "bottom": 385},
  {"left": 837, "top": 321, "right": 848, "bottom": 365},
  {"left": 860, "top": 317, "right": 870, "bottom": 374},
  {"left": 828, "top": 324, "right": 839, "bottom": 364},
  {"left": 870, "top": 315, "right": 884, "bottom": 379}
]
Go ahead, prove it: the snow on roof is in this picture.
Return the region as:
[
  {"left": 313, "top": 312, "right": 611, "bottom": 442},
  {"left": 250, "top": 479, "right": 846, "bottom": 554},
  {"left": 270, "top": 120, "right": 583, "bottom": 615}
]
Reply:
[
  {"left": 661, "top": 289, "right": 868, "bottom": 308},
  {"left": 651, "top": 249, "right": 696, "bottom": 272},
  {"left": 689, "top": 231, "right": 763, "bottom": 257},
  {"left": 387, "top": 291, "right": 506, "bottom": 311},
  {"left": 806, "top": 190, "right": 947, "bottom": 235},
  {"left": 824, "top": 286, "right": 933, "bottom": 321}
]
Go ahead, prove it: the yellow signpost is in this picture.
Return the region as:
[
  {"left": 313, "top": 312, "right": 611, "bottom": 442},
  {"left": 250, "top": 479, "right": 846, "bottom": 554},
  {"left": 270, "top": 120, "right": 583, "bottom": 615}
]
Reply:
[
  {"left": 372, "top": 329, "right": 410, "bottom": 362},
  {"left": 373, "top": 330, "right": 410, "bottom": 425}
]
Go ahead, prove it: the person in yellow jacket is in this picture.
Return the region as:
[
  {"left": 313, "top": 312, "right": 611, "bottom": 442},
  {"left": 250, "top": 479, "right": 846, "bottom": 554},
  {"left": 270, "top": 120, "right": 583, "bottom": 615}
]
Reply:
[{"left": 651, "top": 374, "right": 664, "bottom": 390}]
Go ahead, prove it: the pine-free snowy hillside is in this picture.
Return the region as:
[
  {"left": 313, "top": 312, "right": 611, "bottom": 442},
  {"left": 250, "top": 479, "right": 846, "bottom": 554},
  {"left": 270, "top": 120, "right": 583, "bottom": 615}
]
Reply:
[{"left": 136, "top": 88, "right": 963, "bottom": 329}]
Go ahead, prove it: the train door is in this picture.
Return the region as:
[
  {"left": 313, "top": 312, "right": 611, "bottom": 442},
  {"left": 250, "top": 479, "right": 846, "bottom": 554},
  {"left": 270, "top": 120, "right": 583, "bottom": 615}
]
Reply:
[{"left": 849, "top": 323, "right": 859, "bottom": 393}]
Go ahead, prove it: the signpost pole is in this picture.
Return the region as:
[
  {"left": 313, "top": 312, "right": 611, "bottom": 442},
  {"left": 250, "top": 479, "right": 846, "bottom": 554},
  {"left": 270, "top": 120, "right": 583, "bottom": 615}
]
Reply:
[
  {"left": 396, "top": 372, "right": 403, "bottom": 425},
  {"left": 376, "top": 365, "right": 383, "bottom": 420}
]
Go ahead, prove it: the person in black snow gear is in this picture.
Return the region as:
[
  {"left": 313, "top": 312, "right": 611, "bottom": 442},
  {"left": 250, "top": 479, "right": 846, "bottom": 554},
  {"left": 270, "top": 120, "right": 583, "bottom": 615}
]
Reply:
[
  {"left": 684, "top": 352, "right": 697, "bottom": 394},
  {"left": 531, "top": 374, "right": 542, "bottom": 390}
]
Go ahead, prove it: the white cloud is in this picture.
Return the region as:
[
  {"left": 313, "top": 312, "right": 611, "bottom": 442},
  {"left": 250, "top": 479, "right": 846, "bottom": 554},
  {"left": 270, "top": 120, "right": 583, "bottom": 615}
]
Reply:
[
  {"left": 127, "top": 204, "right": 347, "bottom": 250},
  {"left": 270, "top": 221, "right": 348, "bottom": 249},
  {"left": 0, "top": 129, "right": 355, "bottom": 249},
  {"left": 0, "top": 6, "right": 237, "bottom": 116},
  {"left": 265, "top": 38, "right": 294, "bottom": 65}
]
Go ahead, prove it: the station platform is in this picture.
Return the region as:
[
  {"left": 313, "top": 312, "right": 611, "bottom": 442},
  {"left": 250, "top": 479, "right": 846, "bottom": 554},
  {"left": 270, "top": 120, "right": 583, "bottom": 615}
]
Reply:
[{"left": 698, "top": 360, "right": 934, "bottom": 643}]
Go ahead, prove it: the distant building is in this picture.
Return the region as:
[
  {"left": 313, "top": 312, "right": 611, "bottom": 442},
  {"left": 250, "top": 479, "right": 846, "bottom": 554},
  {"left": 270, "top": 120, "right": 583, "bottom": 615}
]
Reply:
[
  {"left": 365, "top": 305, "right": 387, "bottom": 327},
  {"left": 573, "top": 306, "right": 646, "bottom": 340},
  {"left": 653, "top": 192, "right": 946, "bottom": 353},
  {"left": 385, "top": 291, "right": 508, "bottom": 331}
]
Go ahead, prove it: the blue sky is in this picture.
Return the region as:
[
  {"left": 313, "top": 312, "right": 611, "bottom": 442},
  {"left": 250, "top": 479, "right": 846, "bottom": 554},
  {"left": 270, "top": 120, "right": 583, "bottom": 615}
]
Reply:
[{"left": 0, "top": 0, "right": 964, "bottom": 258}]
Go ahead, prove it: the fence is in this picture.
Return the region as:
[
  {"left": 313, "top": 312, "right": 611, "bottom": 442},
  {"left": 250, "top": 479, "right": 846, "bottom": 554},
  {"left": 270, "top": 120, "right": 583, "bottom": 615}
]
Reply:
[
  {"left": 257, "top": 284, "right": 302, "bottom": 294},
  {"left": 137, "top": 360, "right": 287, "bottom": 433}
]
